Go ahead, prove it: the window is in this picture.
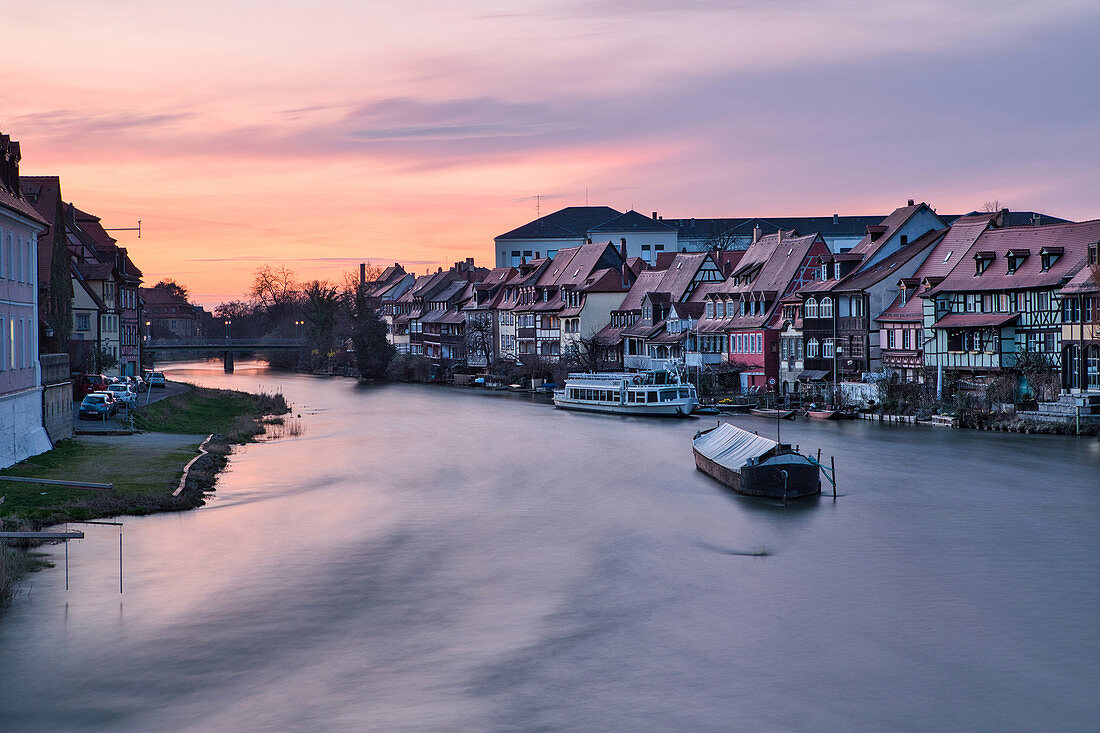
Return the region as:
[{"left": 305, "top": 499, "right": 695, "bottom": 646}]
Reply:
[
  {"left": 822, "top": 338, "right": 834, "bottom": 358},
  {"left": 76, "top": 313, "right": 90, "bottom": 331},
  {"left": 833, "top": 262, "right": 841, "bottom": 280},
  {"left": 851, "top": 296, "right": 863, "bottom": 318},
  {"left": 887, "top": 330, "right": 896, "bottom": 349},
  {"left": 807, "top": 338, "right": 819, "bottom": 358},
  {"left": 947, "top": 330, "right": 963, "bottom": 351},
  {"left": 716, "top": 302, "right": 724, "bottom": 318},
  {"left": 820, "top": 297, "right": 833, "bottom": 318},
  {"left": 805, "top": 298, "right": 818, "bottom": 318},
  {"left": 1064, "top": 298, "right": 1081, "bottom": 323},
  {"left": 706, "top": 301, "right": 714, "bottom": 318}
]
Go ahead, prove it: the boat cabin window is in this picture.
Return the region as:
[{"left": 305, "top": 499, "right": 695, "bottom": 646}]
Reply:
[{"left": 647, "top": 391, "right": 657, "bottom": 403}]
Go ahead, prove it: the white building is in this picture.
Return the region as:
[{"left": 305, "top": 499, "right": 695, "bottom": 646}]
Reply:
[{"left": 1, "top": 133, "right": 52, "bottom": 469}]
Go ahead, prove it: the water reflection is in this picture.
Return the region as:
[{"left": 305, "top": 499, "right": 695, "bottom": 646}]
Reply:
[{"left": 1, "top": 361, "right": 1098, "bottom": 731}]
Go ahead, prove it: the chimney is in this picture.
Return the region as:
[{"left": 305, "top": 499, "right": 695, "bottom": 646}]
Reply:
[
  {"left": 752, "top": 225, "right": 762, "bottom": 244},
  {"left": 833, "top": 213, "right": 839, "bottom": 225},
  {"left": 651, "top": 211, "right": 658, "bottom": 220},
  {"left": 359, "top": 262, "right": 366, "bottom": 287},
  {"left": 1001, "top": 207, "right": 1009, "bottom": 225},
  {"left": 907, "top": 199, "right": 915, "bottom": 206},
  {"left": 586, "top": 237, "right": 592, "bottom": 244},
  {"left": 777, "top": 229, "right": 783, "bottom": 244},
  {"left": 620, "top": 237, "right": 628, "bottom": 260}
]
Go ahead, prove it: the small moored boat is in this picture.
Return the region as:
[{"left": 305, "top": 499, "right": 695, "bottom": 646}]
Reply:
[
  {"left": 750, "top": 408, "right": 796, "bottom": 420},
  {"left": 692, "top": 422, "right": 821, "bottom": 499},
  {"left": 806, "top": 409, "right": 838, "bottom": 420}
]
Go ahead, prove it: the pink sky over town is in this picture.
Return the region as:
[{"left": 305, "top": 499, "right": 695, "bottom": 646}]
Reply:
[{"left": 5, "top": 0, "right": 1099, "bottom": 306}]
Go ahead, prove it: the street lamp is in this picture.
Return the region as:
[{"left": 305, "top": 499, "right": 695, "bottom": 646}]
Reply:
[
  {"left": 225, "top": 319, "right": 232, "bottom": 340},
  {"left": 144, "top": 321, "right": 151, "bottom": 342}
]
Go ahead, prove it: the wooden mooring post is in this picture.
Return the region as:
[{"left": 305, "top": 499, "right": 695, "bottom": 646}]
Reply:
[{"left": 831, "top": 455, "right": 836, "bottom": 500}]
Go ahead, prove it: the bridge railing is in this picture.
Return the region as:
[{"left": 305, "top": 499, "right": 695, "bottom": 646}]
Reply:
[{"left": 146, "top": 338, "right": 306, "bottom": 349}]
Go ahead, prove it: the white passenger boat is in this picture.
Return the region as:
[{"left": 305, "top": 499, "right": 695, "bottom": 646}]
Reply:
[{"left": 553, "top": 361, "right": 698, "bottom": 417}]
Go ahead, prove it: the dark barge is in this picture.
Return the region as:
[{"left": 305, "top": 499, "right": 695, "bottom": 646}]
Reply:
[{"left": 692, "top": 422, "right": 821, "bottom": 500}]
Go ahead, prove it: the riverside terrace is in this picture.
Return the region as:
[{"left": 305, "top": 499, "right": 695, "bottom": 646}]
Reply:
[{"left": 144, "top": 338, "right": 305, "bottom": 372}]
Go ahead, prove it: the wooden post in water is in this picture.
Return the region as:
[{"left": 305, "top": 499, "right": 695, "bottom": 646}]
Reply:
[
  {"left": 120, "top": 531, "right": 124, "bottom": 594},
  {"left": 65, "top": 539, "right": 69, "bottom": 590},
  {"left": 831, "top": 455, "right": 837, "bottom": 500}
]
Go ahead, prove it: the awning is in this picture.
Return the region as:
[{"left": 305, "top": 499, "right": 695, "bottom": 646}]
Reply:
[
  {"left": 693, "top": 423, "right": 777, "bottom": 470},
  {"left": 933, "top": 312, "right": 1020, "bottom": 329},
  {"left": 796, "top": 369, "right": 831, "bottom": 382}
]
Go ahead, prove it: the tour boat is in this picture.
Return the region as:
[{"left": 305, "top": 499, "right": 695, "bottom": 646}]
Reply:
[
  {"left": 692, "top": 422, "right": 821, "bottom": 500},
  {"left": 553, "top": 362, "right": 698, "bottom": 417}
]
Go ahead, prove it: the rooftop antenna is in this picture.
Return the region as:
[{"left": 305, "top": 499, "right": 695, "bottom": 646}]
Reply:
[
  {"left": 536, "top": 195, "right": 541, "bottom": 219},
  {"left": 585, "top": 187, "right": 589, "bottom": 206},
  {"left": 104, "top": 219, "right": 142, "bottom": 238}
]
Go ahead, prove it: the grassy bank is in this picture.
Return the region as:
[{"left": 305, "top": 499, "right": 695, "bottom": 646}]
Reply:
[
  {"left": 1, "top": 384, "right": 290, "bottom": 605},
  {"left": 132, "top": 385, "right": 289, "bottom": 441}
]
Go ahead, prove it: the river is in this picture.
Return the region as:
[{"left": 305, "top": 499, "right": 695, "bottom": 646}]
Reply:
[{"left": 2, "top": 362, "right": 1098, "bottom": 732}]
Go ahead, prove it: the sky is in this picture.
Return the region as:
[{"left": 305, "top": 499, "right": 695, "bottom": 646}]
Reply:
[{"left": 4, "top": 0, "right": 1100, "bottom": 307}]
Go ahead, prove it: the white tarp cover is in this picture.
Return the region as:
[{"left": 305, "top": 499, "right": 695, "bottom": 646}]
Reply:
[{"left": 693, "top": 422, "right": 777, "bottom": 470}]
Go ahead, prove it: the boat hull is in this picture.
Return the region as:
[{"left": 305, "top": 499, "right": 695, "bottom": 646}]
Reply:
[
  {"left": 694, "top": 449, "right": 821, "bottom": 499},
  {"left": 806, "top": 410, "right": 838, "bottom": 420},
  {"left": 750, "top": 408, "right": 796, "bottom": 420},
  {"left": 553, "top": 396, "right": 696, "bottom": 417}
]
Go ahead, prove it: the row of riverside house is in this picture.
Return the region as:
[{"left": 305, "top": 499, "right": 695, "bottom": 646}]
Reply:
[
  {"left": 2, "top": 130, "right": 191, "bottom": 468},
  {"left": 369, "top": 200, "right": 1098, "bottom": 404}
]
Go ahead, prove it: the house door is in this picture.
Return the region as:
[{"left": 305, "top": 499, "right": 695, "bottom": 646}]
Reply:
[{"left": 1063, "top": 344, "right": 1080, "bottom": 390}]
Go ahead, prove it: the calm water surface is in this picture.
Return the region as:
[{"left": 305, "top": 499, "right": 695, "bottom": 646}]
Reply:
[{"left": 2, "top": 362, "right": 1098, "bottom": 732}]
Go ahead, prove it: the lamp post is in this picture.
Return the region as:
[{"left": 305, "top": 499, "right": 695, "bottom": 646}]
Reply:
[
  {"left": 144, "top": 320, "right": 151, "bottom": 342},
  {"left": 225, "top": 319, "right": 232, "bottom": 340}
]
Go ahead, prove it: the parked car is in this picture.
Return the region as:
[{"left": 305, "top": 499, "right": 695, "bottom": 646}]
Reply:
[
  {"left": 79, "top": 392, "right": 117, "bottom": 419},
  {"left": 105, "top": 383, "right": 137, "bottom": 409},
  {"left": 130, "top": 376, "right": 149, "bottom": 392},
  {"left": 148, "top": 371, "right": 167, "bottom": 388},
  {"left": 75, "top": 373, "right": 110, "bottom": 398}
]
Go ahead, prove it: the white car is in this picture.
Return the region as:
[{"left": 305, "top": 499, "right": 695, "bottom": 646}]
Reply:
[
  {"left": 148, "top": 372, "right": 167, "bottom": 388},
  {"left": 105, "top": 383, "right": 137, "bottom": 409}
]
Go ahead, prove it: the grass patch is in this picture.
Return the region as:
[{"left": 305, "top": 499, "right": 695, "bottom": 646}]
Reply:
[
  {"left": 132, "top": 385, "right": 289, "bottom": 442},
  {"left": 0, "top": 438, "right": 203, "bottom": 526}
]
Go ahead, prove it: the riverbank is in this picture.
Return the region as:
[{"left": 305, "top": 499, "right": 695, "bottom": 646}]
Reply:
[{"left": 0, "top": 383, "right": 289, "bottom": 604}]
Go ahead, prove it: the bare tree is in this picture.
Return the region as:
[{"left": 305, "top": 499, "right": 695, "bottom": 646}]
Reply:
[
  {"left": 465, "top": 312, "right": 495, "bottom": 366},
  {"left": 249, "top": 265, "right": 298, "bottom": 325},
  {"left": 563, "top": 330, "right": 612, "bottom": 373},
  {"left": 702, "top": 223, "right": 741, "bottom": 255},
  {"left": 982, "top": 200, "right": 1004, "bottom": 213}
]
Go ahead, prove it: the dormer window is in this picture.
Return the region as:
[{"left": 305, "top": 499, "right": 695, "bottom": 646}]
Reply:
[
  {"left": 706, "top": 301, "right": 714, "bottom": 318},
  {"left": 820, "top": 264, "right": 828, "bottom": 281},
  {"left": 974, "top": 251, "right": 995, "bottom": 275},
  {"left": 833, "top": 262, "right": 841, "bottom": 280},
  {"left": 716, "top": 301, "right": 724, "bottom": 318},
  {"left": 1040, "top": 246, "right": 1063, "bottom": 271},
  {"left": 739, "top": 301, "right": 746, "bottom": 316},
  {"left": 1006, "top": 249, "right": 1028, "bottom": 274},
  {"left": 1088, "top": 243, "right": 1098, "bottom": 267}
]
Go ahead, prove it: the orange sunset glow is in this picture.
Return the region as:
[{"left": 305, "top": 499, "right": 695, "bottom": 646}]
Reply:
[{"left": 6, "top": 0, "right": 1099, "bottom": 306}]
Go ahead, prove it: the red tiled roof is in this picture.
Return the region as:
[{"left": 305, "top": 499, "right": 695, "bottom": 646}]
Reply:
[
  {"left": 933, "top": 312, "right": 1020, "bottom": 328},
  {"left": 929, "top": 219, "right": 1100, "bottom": 294},
  {"left": 1060, "top": 266, "right": 1100, "bottom": 295}
]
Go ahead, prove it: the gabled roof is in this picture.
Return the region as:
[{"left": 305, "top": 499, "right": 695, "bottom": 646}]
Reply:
[
  {"left": 928, "top": 219, "right": 1100, "bottom": 294},
  {"left": 588, "top": 209, "right": 677, "bottom": 233},
  {"left": 496, "top": 206, "right": 622, "bottom": 240},
  {"left": 20, "top": 176, "right": 63, "bottom": 286},
  {"left": 1060, "top": 264, "right": 1100, "bottom": 296},
  {"left": 725, "top": 232, "right": 824, "bottom": 297},
  {"left": 848, "top": 202, "right": 942, "bottom": 259},
  {"left": 536, "top": 241, "right": 624, "bottom": 289},
  {"left": 615, "top": 270, "right": 665, "bottom": 311},
  {"left": 910, "top": 213, "right": 995, "bottom": 280},
  {"left": 831, "top": 228, "right": 947, "bottom": 293},
  {"left": 663, "top": 215, "right": 885, "bottom": 240}
]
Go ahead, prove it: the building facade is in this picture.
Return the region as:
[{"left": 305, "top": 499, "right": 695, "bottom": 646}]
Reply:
[{"left": 1, "top": 133, "right": 52, "bottom": 468}]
